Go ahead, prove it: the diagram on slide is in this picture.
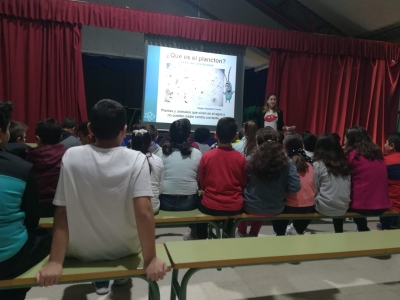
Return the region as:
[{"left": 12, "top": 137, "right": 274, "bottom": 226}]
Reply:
[{"left": 163, "top": 63, "right": 225, "bottom": 107}]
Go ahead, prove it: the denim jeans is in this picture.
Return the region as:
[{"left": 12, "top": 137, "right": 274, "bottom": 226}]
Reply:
[{"left": 159, "top": 194, "right": 199, "bottom": 211}]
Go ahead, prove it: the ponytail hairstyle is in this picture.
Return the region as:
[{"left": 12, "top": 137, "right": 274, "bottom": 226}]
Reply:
[
  {"left": 283, "top": 134, "right": 311, "bottom": 172},
  {"left": 248, "top": 126, "right": 288, "bottom": 182},
  {"left": 131, "top": 128, "right": 152, "bottom": 155},
  {"left": 162, "top": 118, "right": 192, "bottom": 156},
  {"left": 131, "top": 127, "right": 153, "bottom": 174},
  {"left": 313, "top": 134, "right": 352, "bottom": 177},
  {"left": 344, "top": 126, "right": 383, "bottom": 161},
  {"left": 243, "top": 121, "right": 258, "bottom": 156}
]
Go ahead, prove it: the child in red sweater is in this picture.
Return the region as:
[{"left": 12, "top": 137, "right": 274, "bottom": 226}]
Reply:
[
  {"left": 26, "top": 119, "right": 66, "bottom": 217},
  {"left": 378, "top": 133, "right": 400, "bottom": 230},
  {"left": 196, "top": 117, "right": 247, "bottom": 239}
]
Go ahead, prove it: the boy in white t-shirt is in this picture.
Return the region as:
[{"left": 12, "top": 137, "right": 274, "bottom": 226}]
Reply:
[{"left": 36, "top": 99, "right": 167, "bottom": 294}]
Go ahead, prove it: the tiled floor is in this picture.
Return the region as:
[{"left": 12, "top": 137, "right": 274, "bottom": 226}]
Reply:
[{"left": 26, "top": 218, "right": 400, "bottom": 300}]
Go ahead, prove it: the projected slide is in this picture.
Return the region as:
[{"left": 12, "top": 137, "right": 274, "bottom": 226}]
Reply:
[{"left": 143, "top": 45, "right": 237, "bottom": 126}]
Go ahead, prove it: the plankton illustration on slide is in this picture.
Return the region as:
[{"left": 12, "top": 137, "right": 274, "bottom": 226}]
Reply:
[{"left": 223, "top": 67, "right": 234, "bottom": 103}]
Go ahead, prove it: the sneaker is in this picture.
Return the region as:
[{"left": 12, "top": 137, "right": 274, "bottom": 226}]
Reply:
[
  {"left": 286, "top": 224, "right": 298, "bottom": 235},
  {"left": 235, "top": 230, "right": 248, "bottom": 238},
  {"left": 114, "top": 278, "right": 130, "bottom": 286},
  {"left": 183, "top": 230, "right": 197, "bottom": 241},
  {"left": 376, "top": 223, "right": 383, "bottom": 231},
  {"left": 93, "top": 281, "right": 110, "bottom": 295}
]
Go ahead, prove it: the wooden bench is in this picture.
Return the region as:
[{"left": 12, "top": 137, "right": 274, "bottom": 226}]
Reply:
[
  {"left": 0, "top": 245, "right": 171, "bottom": 300},
  {"left": 165, "top": 231, "right": 400, "bottom": 300},
  {"left": 40, "top": 210, "right": 400, "bottom": 238},
  {"left": 228, "top": 210, "right": 400, "bottom": 237},
  {"left": 40, "top": 209, "right": 228, "bottom": 238}
]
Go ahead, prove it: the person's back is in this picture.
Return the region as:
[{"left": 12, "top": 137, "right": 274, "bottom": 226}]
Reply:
[
  {"left": 314, "top": 161, "right": 351, "bottom": 216},
  {"left": 348, "top": 150, "right": 389, "bottom": 210},
  {"left": 244, "top": 157, "right": 299, "bottom": 215},
  {"left": 312, "top": 134, "right": 351, "bottom": 218},
  {"left": 130, "top": 127, "right": 164, "bottom": 214},
  {"left": 194, "top": 127, "right": 211, "bottom": 154},
  {"left": 57, "top": 144, "right": 148, "bottom": 260},
  {"left": 0, "top": 102, "right": 51, "bottom": 300},
  {"left": 4, "top": 121, "right": 31, "bottom": 160},
  {"left": 37, "top": 99, "right": 166, "bottom": 294},
  {"left": 384, "top": 133, "right": 400, "bottom": 211},
  {"left": 26, "top": 118, "right": 66, "bottom": 217},
  {"left": 286, "top": 162, "right": 315, "bottom": 208},
  {"left": 147, "top": 124, "right": 163, "bottom": 157},
  {"left": 59, "top": 117, "right": 81, "bottom": 149},
  {"left": 200, "top": 147, "right": 246, "bottom": 211}
]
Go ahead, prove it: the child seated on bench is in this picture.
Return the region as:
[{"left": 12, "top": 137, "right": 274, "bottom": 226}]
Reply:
[
  {"left": 313, "top": 134, "right": 351, "bottom": 233},
  {"left": 378, "top": 133, "right": 400, "bottom": 230},
  {"left": 148, "top": 124, "right": 162, "bottom": 157},
  {"left": 160, "top": 118, "right": 202, "bottom": 211},
  {"left": 77, "top": 121, "right": 95, "bottom": 145},
  {"left": 194, "top": 117, "right": 247, "bottom": 240},
  {"left": 4, "top": 121, "right": 31, "bottom": 159},
  {"left": 131, "top": 127, "right": 164, "bottom": 215},
  {"left": 0, "top": 102, "right": 51, "bottom": 300},
  {"left": 272, "top": 134, "right": 315, "bottom": 236},
  {"left": 194, "top": 127, "right": 211, "bottom": 154},
  {"left": 36, "top": 99, "right": 167, "bottom": 295},
  {"left": 343, "top": 126, "right": 390, "bottom": 231},
  {"left": 26, "top": 119, "right": 66, "bottom": 217},
  {"left": 237, "top": 127, "right": 301, "bottom": 237}
]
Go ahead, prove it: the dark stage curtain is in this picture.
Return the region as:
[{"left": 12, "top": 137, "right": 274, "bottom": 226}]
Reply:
[
  {"left": 266, "top": 50, "right": 400, "bottom": 147},
  {"left": 1, "top": 0, "right": 400, "bottom": 60},
  {"left": 82, "top": 54, "right": 144, "bottom": 114},
  {"left": 0, "top": 15, "right": 87, "bottom": 142}
]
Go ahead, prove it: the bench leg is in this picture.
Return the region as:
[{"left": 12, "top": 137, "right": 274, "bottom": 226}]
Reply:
[
  {"left": 170, "top": 269, "right": 179, "bottom": 300},
  {"left": 170, "top": 268, "right": 201, "bottom": 300},
  {"left": 207, "top": 221, "right": 221, "bottom": 239},
  {"left": 139, "top": 275, "right": 160, "bottom": 300},
  {"left": 230, "top": 219, "right": 242, "bottom": 238}
]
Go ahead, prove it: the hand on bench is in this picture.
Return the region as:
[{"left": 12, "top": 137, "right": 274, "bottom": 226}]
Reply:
[{"left": 145, "top": 257, "right": 168, "bottom": 281}]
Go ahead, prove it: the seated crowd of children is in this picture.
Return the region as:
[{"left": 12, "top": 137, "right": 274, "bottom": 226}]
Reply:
[{"left": 0, "top": 98, "right": 399, "bottom": 299}]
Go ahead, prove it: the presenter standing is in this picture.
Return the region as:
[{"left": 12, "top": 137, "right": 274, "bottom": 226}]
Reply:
[{"left": 257, "top": 93, "right": 295, "bottom": 132}]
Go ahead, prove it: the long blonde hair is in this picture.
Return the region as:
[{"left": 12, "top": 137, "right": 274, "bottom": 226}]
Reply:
[{"left": 262, "top": 93, "right": 280, "bottom": 114}]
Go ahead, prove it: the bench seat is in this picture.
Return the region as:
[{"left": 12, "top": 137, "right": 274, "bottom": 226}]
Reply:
[
  {"left": 0, "top": 245, "right": 171, "bottom": 300},
  {"left": 165, "top": 231, "right": 400, "bottom": 300}
]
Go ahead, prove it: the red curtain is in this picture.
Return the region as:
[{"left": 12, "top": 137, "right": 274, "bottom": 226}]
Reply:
[
  {"left": 266, "top": 50, "right": 400, "bottom": 147},
  {"left": 1, "top": 0, "right": 400, "bottom": 61},
  {"left": 0, "top": 15, "right": 87, "bottom": 142}
]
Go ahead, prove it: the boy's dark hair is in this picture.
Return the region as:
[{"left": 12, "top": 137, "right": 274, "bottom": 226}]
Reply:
[
  {"left": 148, "top": 125, "right": 158, "bottom": 142},
  {"left": 344, "top": 126, "right": 383, "bottom": 160},
  {"left": 194, "top": 127, "right": 210, "bottom": 143},
  {"left": 303, "top": 133, "right": 318, "bottom": 152},
  {"left": 162, "top": 118, "right": 192, "bottom": 156},
  {"left": 313, "top": 134, "right": 352, "bottom": 177},
  {"left": 284, "top": 134, "right": 309, "bottom": 172},
  {"left": 388, "top": 133, "right": 400, "bottom": 152},
  {"left": 9, "top": 121, "right": 28, "bottom": 143},
  {"left": 216, "top": 117, "right": 237, "bottom": 144},
  {"left": 89, "top": 99, "right": 126, "bottom": 140},
  {"left": 77, "top": 121, "right": 89, "bottom": 136},
  {"left": 61, "top": 117, "right": 77, "bottom": 129},
  {"left": 0, "top": 101, "right": 14, "bottom": 133},
  {"left": 302, "top": 131, "right": 311, "bottom": 139},
  {"left": 35, "top": 118, "right": 62, "bottom": 145}
]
